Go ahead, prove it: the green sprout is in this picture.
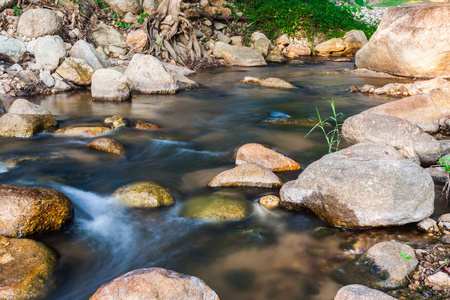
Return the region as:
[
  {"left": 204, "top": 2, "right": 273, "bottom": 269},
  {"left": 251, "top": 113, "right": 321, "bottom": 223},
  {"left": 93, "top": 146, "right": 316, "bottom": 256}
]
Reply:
[{"left": 400, "top": 252, "right": 411, "bottom": 261}]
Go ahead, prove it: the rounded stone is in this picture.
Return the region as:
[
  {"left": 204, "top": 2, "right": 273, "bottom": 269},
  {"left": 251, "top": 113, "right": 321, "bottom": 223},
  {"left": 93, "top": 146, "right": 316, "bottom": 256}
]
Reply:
[
  {"left": 17, "top": 9, "right": 63, "bottom": 38},
  {"left": 112, "top": 182, "right": 175, "bottom": 208},
  {"left": 87, "top": 138, "right": 125, "bottom": 155},
  {"left": 0, "top": 184, "right": 73, "bottom": 237},
  {"left": 89, "top": 267, "right": 219, "bottom": 300},
  {"left": 0, "top": 236, "right": 57, "bottom": 299},
  {"left": 180, "top": 193, "right": 251, "bottom": 220}
]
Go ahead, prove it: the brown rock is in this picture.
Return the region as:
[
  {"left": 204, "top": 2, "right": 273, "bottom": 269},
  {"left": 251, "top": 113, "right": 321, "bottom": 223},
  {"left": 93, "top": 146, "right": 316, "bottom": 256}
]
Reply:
[
  {"left": 133, "top": 120, "right": 159, "bottom": 130},
  {"left": 342, "top": 30, "right": 368, "bottom": 57},
  {"left": 112, "top": 182, "right": 174, "bottom": 208},
  {"left": 208, "top": 163, "right": 283, "bottom": 188},
  {"left": 314, "top": 38, "right": 346, "bottom": 56},
  {"left": 205, "top": 6, "right": 220, "bottom": 14},
  {"left": 355, "top": 3, "right": 450, "bottom": 78},
  {"left": 89, "top": 267, "right": 219, "bottom": 300},
  {"left": 55, "top": 126, "right": 111, "bottom": 137},
  {"left": 87, "top": 138, "right": 125, "bottom": 155},
  {"left": 285, "top": 42, "right": 311, "bottom": 58},
  {"left": 0, "top": 237, "right": 57, "bottom": 299},
  {"left": 104, "top": 115, "right": 126, "bottom": 129},
  {"left": 0, "top": 113, "right": 57, "bottom": 138},
  {"left": 0, "top": 184, "right": 73, "bottom": 237},
  {"left": 55, "top": 57, "right": 94, "bottom": 86},
  {"left": 259, "top": 195, "right": 280, "bottom": 209},
  {"left": 236, "top": 143, "right": 301, "bottom": 172},
  {"left": 219, "top": 7, "right": 231, "bottom": 16},
  {"left": 241, "top": 76, "right": 262, "bottom": 83},
  {"left": 260, "top": 78, "right": 297, "bottom": 89},
  {"left": 209, "top": 0, "right": 226, "bottom": 7},
  {"left": 125, "top": 30, "right": 148, "bottom": 53},
  {"left": 428, "top": 272, "right": 450, "bottom": 287},
  {"left": 184, "top": 8, "right": 200, "bottom": 19}
]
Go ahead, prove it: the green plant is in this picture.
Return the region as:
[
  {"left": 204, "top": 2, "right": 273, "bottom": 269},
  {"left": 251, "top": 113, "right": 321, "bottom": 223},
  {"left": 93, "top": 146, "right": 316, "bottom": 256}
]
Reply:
[
  {"left": 400, "top": 252, "right": 411, "bottom": 261},
  {"left": 306, "top": 99, "right": 343, "bottom": 153},
  {"left": 116, "top": 20, "right": 132, "bottom": 28},
  {"left": 137, "top": 13, "right": 149, "bottom": 24},
  {"left": 155, "top": 38, "right": 162, "bottom": 47},
  {"left": 12, "top": 4, "right": 21, "bottom": 16},
  {"left": 438, "top": 156, "right": 450, "bottom": 205},
  {"left": 233, "top": 0, "right": 377, "bottom": 42},
  {"left": 112, "top": 13, "right": 120, "bottom": 19}
]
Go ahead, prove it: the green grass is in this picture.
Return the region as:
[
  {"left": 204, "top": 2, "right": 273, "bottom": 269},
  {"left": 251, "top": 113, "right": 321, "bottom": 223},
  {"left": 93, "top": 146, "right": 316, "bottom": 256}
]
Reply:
[
  {"left": 233, "top": 0, "right": 378, "bottom": 42},
  {"left": 372, "top": 0, "right": 422, "bottom": 7}
]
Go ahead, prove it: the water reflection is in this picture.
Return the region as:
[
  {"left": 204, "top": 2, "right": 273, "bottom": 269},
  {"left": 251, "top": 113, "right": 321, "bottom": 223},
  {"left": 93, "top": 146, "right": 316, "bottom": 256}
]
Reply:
[{"left": 0, "top": 61, "right": 427, "bottom": 300}]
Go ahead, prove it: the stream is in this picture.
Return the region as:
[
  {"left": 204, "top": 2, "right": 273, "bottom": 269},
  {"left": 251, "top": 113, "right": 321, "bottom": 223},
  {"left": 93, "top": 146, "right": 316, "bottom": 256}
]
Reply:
[{"left": 1, "top": 58, "right": 446, "bottom": 300}]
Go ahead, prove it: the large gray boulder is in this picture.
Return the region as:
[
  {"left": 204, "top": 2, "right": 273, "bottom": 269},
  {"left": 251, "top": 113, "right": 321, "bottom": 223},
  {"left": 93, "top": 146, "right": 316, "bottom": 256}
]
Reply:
[
  {"left": 0, "top": 99, "right": 58, "bottom": 138},
  {"left": 34, "top": 35, "right": 67, "bottom": 72},
  {"left": 338, "top": 242, "right": 418, "bottom": 290},
  {"left": 355, "top": 3, "right": 450, "bottom": 78},
  {"left": 280, "top": 143, "right": 434, "bottom": 228},
  {"left": 222, "top": 46, "right": 267, "bottom": 67},
  {"left": 91, "top": 69, "right": 131, "bottom": 101},
  {"left": 69, "top": 40, "right": 110, "bottom": 70},
  {"left": 362, "top": 93, "right": 442, "bottom": 133},
  {"left": 334, "top": 285, "right": 396, "bottom": 300},
  {"left": 89, "top": 268, "right": 219, "bottom": 300},
  {"left": 124, "top": 54, "right": 178, "bottom": 94},
  {"left": 17, "top": 9, "right": 63, "bottom": 38},
  {"left": 0, "top": 36, "right": 27, "bottom": 63},
  {"left": 343, "top": 113, "right": 441, "bottom": 164}
]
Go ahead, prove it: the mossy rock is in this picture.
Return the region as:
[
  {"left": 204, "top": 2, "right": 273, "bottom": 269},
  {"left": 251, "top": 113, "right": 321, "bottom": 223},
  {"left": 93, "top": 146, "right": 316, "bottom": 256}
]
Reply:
[
  {"left": 180, "top": 194, "right": 251, "bottom": 220},
  {"left": 112, "top": 182, "right": 175, "bottom": 208},
  {"left": 0, "top": 236, "right": 57, "bottom": 299},
  {"left": 0, "top": 184, "right": 74, "bottom": 237}
]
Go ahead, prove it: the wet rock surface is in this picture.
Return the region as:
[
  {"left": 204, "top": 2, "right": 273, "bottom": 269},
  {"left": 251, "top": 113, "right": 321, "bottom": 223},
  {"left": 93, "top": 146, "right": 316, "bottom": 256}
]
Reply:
[
  {"left": 112, "top": 181, "right": 175, "bottom": 208},
  {"left": 0, "top": 184, "right": 73, "bottom": 237},
  {"left": 0, "top": 236, "right": 57, "bottom": 300},
  {"left": 89, "top": 267, "right": 219, "bottom": 300}
]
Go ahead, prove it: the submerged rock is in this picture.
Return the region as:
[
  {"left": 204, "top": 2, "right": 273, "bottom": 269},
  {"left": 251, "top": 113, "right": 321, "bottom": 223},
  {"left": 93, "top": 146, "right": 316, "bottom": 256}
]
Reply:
[
  {"left": 258, "top": 195, "right": 280, "bottom": 209},
  {"left": 355, "top": 3, "right": 450, "bottom": 78},
  {"left": 133, "top": 120, "right": 159, "bottom": 130},
  {"left": 124, "top": 54, "right": 179, "bottom": 94},
  {"left": 55, "top": 126, "right": 111, "bottom": 137},
  {"left": 236, "top": 143, "right": 301, "bottom": 172},
  {"left": 343, "top": 113, "right": 440, "bottom": 164},
  {"left": 89, "top": 267, "right": 219, "bottom": 300},
  {"left": 87, "top": 138, "right": 125, "bottom": 155},
  {"left": 334, "top": 284, "right": 396, "bottom": 300},
  {"left": 0, "top": 184, "right": 73, "bottom": 237},
  {"left": 0, "top": 236, "right": 57, "bottom": 299},
  {"left": 208, "top": 164, "right": 283, "bottom": 188},
  {"left": 180, "top": 193, "right": 251, "bottom": 220},
  {"left": 0, "top": 99, "right": 58, "bottom": 138},
  {"left": 259, "top": 78, "right": 297, "bottom": 89},
  {"left": 104, "top": 115, "right": 126, "bottom": 129},
  {"left": 338, "top": 242, "right": 418, "bottom": 290},
  {"left": 112, "top": 182, "right": 175, "bottom": 208},
  {"left": 280, "top": 143, "right": 434, "bottom": 228}
]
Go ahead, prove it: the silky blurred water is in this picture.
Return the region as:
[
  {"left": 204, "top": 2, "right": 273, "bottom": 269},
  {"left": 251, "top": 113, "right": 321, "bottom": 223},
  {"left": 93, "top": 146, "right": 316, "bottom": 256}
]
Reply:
[{"left": 0, "top": 59, "right": 434, "bottom": 300}]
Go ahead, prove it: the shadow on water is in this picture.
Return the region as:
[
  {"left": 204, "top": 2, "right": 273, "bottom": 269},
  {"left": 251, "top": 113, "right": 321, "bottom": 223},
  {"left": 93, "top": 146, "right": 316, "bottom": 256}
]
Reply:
[{"left": 1, "top": 61, "right": 445, "bottom": 300}]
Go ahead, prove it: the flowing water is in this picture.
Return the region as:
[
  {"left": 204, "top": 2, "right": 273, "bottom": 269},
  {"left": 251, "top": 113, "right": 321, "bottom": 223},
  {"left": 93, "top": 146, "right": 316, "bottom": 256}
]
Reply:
[{"left": 1, "top": 58, "right": 446, "bottom": 300}]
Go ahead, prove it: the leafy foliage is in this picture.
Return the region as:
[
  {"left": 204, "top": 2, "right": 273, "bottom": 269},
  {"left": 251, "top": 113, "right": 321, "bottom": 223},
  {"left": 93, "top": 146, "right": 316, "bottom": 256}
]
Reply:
[
  {"left": 12, "top": 4, "right": 21, "bottom": 15},
  {"left": 137, "top": 13, "right": 149, "bottom": 24},
  {"left": 233, "top": 0, "right": 377, "bottom": 41},
  {"left": 400, "top": 252, "right": 412, "bottom": 261}
]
